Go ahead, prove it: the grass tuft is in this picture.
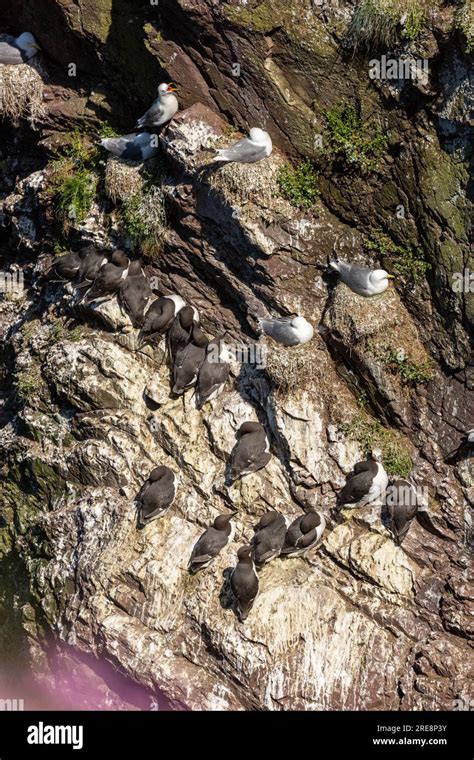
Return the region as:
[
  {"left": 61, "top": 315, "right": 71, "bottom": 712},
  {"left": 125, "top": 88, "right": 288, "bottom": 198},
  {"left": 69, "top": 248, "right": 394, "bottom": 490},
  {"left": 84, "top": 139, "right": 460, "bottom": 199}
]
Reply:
[
  {"left": 277, "top": 161, "right": 319, "bottom": 209},
  {"left": 321, "top": 102, "right": 387, "bottom": 172},
  {"left": 339, "top": 412, "right": 413, "bottom": 477},
  {"left": 121, "top": 186, "right": 166, "bottom": 257},
  {"left": 0, "top": 58, "right": 46, "bottom": 127},
  {"left": 345, "top": 0, "right": 426, "bottom": 52},
  {"left": 364, "top": 229, "right": 430, "bottom": 284}
]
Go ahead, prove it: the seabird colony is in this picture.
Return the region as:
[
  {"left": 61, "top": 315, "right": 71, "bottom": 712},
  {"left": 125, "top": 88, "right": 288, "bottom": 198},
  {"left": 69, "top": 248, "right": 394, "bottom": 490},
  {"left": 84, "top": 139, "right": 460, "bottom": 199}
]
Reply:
[{"left": 6, "top": 28, "right": 454, "bottom": 623}]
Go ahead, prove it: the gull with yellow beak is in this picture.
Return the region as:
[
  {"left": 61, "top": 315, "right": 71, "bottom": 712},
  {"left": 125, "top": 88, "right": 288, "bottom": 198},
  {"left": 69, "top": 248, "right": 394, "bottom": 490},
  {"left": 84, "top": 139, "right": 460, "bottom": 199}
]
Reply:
[
  {"left": 329, "top": 259, "right": 395, "bottom": 297},
  {"left": 135, "top": 82, "right": 178, "bottom": 129},
  {"left": 0, "top": 32, "right": 40, "bottom": 65}
]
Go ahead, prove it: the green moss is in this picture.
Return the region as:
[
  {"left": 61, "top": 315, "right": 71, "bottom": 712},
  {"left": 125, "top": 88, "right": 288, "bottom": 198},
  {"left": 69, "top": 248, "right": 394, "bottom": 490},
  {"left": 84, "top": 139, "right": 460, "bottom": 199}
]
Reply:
[
  {"left": 377, "top": 344, "right": 434, "bottom": 384},
  {"left": 99, "top": 122, "right": 120, "bottom": 139},
  {"left": 55, "top": 168, "right": 98, "bottom": 226},
  {"left": 224, "top": 1, "right": 282, "bottom": 34},
  {"left": 339, "top": 413, "right": 412, "bottom": 477},
  {"left": 402, "top": 6, "right": 425, "bottom": 40},
  {"left": 16, "top": 369, "right": 41, "bottom": 403},
  {"left": 322, "top": 102, "right": 387, "bottom": 172},
  {"left": 454, "top": 0, "right": 474, "bottom": 53},
  {"left": 364, "top": 229, "right": 430, "bottom": 283},
  {"left": 277, "top": 161, "right": 319, "bottom": 209},
  {"left": 121, "top": 186, "right": 166, "bottom": 255}
]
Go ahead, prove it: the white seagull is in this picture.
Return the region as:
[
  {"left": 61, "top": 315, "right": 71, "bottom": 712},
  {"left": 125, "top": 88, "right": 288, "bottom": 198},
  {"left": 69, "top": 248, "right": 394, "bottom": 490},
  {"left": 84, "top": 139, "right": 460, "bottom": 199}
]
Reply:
[
  {"left": 213, "top": 128, "right": 272, "bottom": 164},
  {"left": 329, "top": 259, "right": 394, "bottom": 297},
  {"left": 100, "top": 132, "right": 159, "bottom": 160},
  {"left": 258, "top": 315, "right": 314, "bottom": 346},
  {"left": 136, "top": 83, "right": 178, "bottom": 129},
  {"left": 0, "top": 32, "right": 40, "bottom": 65}
]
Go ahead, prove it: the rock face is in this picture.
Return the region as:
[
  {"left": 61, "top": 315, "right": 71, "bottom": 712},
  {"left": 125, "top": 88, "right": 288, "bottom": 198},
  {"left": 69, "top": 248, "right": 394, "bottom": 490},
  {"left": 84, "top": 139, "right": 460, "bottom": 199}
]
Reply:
[{"left": 0, "top": 0, "right": 472, "bottom": 711}]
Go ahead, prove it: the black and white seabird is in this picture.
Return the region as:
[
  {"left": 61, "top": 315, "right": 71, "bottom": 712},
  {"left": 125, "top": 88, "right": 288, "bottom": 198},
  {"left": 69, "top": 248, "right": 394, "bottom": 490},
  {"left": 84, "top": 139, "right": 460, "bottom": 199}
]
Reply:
[
  {"left": 167, "top": 306, "right": 199, "bottom": 361},
  {"left": 75, "top": 246, "right": 109, "bottom": 291},
  {"left": 82, "top": 250, "right": 130, "bottom": 304},
  {"left": 280, "top": 511, "right": 326, "bottom": 558},
  {"left": 213, "top": 128, "right": 272, "bottom": 164},
  {"left": 136, "top": 83, "right": 178, "bottom": 129},
  {"left": 230, "top": 545, "right": 259, "bottom": 622},
  {"left": 258, "top": 315, "right": 314, "bottom": 346},
  {"left": 196, "top": 335, "right": 230, "bottom": 410},
  {"left": 139, "top": 294, "right": 186, "bottom": 346},
  {"left": 336, "top": 449, "right": 388, "bottom": 511},
  {"left": 329, "top": 260, "right": 394, "bottom": 296},
  {"left": 229, "top": 422, "right": 271, "bottom": 482},
  {"left": 0, "top": 32, "right": 40, "bottom": 65},
  {"left": 188, "top": 513, "right": 235, "bottom": 575},
  {"left": 252, "top": 511, "right": 287, "bottom": 566},
  {"left": 119, "top": 260, "right": 152, "bottom": 328},
  {"left": 444, "top": 429, "right": 474, "bottom": 464},
  {"left": 100, "top": 132, "right": 159, "bottom": 161},
  {"left": 137, "top": 465, "right": 177, "bottom": 525},
  {"left": 385, "top": 479, "right": 418, "bottom": 545},
  {"left": 48, "top": 250, "right": 84, "bottom": 282},
  {"left": 172, "top": 325, "right": 208, "bottom": 395}
]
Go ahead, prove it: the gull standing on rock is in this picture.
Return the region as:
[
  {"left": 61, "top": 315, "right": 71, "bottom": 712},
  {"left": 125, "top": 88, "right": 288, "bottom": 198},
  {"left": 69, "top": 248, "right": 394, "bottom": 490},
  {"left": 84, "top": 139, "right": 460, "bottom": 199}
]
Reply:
[
  {"left": 100, "top": 132, "right": 159, "bottom": 161},
  {"left": 258, "top": 315, "right": 314, "bottom": 346},
  {"left": 188, "top": 513, "right": 235, "bottom": 575},
  {"left": 136, "top": 83, "right": 178, "bottom": 129},
  {"left": 213, "top": 128, "right": 272, "bottom": 164},
  {"left": 280, "top": 511, "right": 326, "bottom": 558},
  {"left": 335, "top": 449, "right": 388, "bottom": 512},
  {"left": 0, "top": 32, "right": 40, "bottom": 65},
  {"left": 329, "top": 260, "right": 394, "bottom": 296}
]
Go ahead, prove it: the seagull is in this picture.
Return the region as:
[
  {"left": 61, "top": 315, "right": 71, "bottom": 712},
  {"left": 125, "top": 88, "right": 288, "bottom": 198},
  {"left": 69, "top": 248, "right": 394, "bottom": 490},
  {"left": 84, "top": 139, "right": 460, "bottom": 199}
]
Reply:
[
  {"left": 136, "top": 83, "right": 178, "bottom": 129},
  {"left": 0, "top": 32, "right": 40, "bottom": 65},
  {"left": 280, "top": 511, "right": 326, "bottom": 558},
  {"left": 213, "top": 128, "right": 272, "bottom": 164},
  {"left": 100, "top": 132, "right": 159, "bottom": 161},
  {"left": 258, "top": 315, "right": 314, "bottom": 346},
  {"left": 335, "top": 449, "right": 388, "bottom": 511},
  {"left": 329, "top": 260, "right": 394, "bottom": 296}
]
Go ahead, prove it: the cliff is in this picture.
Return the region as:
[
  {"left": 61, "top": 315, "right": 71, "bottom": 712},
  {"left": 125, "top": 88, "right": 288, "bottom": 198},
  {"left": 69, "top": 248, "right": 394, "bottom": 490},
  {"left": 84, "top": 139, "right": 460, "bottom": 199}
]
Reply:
[{"left": 0, "top": 0, "right": 472, "bottom": 710}]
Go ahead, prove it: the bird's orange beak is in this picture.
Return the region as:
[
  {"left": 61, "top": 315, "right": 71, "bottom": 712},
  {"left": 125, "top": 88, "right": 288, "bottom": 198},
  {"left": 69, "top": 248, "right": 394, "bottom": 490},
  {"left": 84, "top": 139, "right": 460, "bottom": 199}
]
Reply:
[{"left": 167, "top": 84, "right": 178, "bottom": 92}]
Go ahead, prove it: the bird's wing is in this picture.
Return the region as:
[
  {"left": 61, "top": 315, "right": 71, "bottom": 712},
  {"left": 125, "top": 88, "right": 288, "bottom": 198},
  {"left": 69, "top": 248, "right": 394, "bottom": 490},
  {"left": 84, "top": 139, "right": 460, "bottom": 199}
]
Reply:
[
  {"left": 138, "top": 99, "right": 165, "bottom": 125},
  {"left": 216, "top": 138, "right": 263, "bottom": 163},
  {"left": 259, "top": 318, "right": 295, "bottom": 343},
  {"left": 338, "top": 470, "right": 375, "bottom": 505},
  {"left": 343, "top": 265, "right": 373, "bottom": 291},
  {"left": 191, "top": 528, "right": 228, "bottom": 563},
  {"left": 0, "top": 38, "right": 24, "bottom": 65}
]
